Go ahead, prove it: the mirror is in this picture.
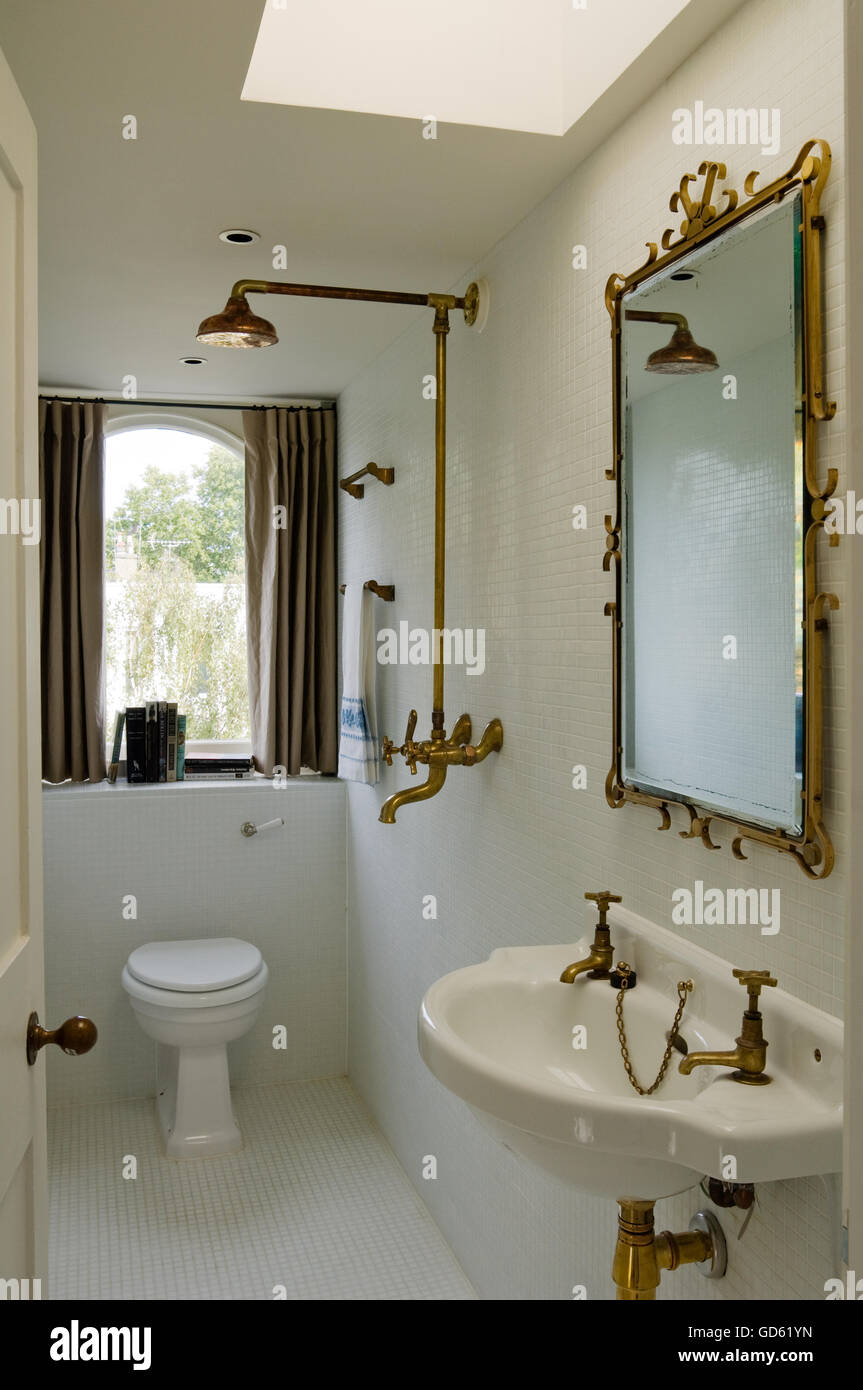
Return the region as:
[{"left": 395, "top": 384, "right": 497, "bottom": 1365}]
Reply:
[
  {"left": 622, "top": 194, "right": 803, "bottom": 833},
  {"left": 604, "top": 145, "right": 836, "bottom": 877}
]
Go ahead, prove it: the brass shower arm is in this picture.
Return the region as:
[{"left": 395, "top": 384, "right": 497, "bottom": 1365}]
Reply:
[
  {"left": 228, "top": 279, "right": 466, "bottom": 311},
  {"left": 624, "top": 309, "right": 689, "bottom": 330}
]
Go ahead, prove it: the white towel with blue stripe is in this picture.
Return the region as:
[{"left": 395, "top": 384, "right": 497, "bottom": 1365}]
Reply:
[{"left": 338, "top": 584, "right": 380, "bottom": 784}]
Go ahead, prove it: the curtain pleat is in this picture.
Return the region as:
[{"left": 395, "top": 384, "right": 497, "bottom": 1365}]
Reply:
[
  {"left": 243, "top": 406, "right": 337, "bottom": 776},
  {"left": 39, "top": 399, "right": 106, "bottom": 783}
]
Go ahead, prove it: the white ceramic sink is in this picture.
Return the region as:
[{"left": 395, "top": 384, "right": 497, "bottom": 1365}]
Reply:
[{"left": 418, "top": 905, "right": 842, "bottom": 1199}]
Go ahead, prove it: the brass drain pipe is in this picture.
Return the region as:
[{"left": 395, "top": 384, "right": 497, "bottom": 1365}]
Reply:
[{"left": 613, "top": 1198, "right": 726, "bottom": 1298}]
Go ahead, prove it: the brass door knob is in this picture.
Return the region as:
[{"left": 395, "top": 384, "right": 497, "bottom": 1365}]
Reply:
[{"left": 26, "top": 1011, "right": 98, "bottom": 1066}]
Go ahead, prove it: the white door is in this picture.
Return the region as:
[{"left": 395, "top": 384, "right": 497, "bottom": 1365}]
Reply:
[{"left": 0, "top": 42, "right": 46, "bottom": 1296}]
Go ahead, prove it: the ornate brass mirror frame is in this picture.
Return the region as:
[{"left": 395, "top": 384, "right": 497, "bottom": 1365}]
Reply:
[{"left": 603, "top": 139, "right": 837, "bottom": 879}]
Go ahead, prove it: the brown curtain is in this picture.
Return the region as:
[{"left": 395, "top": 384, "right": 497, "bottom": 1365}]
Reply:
[
  {"left": 39, "top": 399, "right": 106, "bottom": 783},
  {"left": 243, "top": 406, "right": 338, "bottom": 776}
]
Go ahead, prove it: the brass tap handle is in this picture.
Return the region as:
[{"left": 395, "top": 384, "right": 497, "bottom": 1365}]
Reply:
[
  {"left": 732, "top": 968, "right": 778, "bottom": 1012},
  {"left": 404, "top": 709, "right": 418, "bottom": 745},
  {"left": 585, "top": 890, "right": 623, "bottom": 927},
  {"left": 381, "top": 736, "right": 397, "bottom": 767},
  {"left": 26, "top": 1011, "right": 98, "bottom": 1066},
  {"left": 585, "top": 891, "right": 623, "bottom": 911}
]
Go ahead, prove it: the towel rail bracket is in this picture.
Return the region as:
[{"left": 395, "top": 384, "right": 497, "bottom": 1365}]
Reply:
[
  {"left": 339, "top": 580, "right": 395, "bottom": 602},
  {"left": 339, "top": 462, "right": 394, "bottom": 499}
]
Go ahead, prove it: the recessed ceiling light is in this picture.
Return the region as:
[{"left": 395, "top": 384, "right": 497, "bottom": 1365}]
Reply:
[
  {"left": 180, "top": 355, "right": 208, "bottom": 366},
  {"left": 218, "top": 229, "right": 260, "bottom": 245}
]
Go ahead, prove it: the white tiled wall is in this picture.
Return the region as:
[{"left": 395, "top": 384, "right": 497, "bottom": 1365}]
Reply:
[
  {"left": 338, "top": 0, "right": 847, "bottom": 1300},
  {"left": 42, "top": 780, "right": 347, "bottom": 1107}
]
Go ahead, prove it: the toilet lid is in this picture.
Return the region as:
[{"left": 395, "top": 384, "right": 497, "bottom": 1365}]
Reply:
[{"left": 126, "top": 938, "right": 263, "bottom": 992}]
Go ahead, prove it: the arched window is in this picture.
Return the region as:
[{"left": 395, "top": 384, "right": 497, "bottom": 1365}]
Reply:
[{"left": 104, "top": 423, "right": 250, "bottom": 758}]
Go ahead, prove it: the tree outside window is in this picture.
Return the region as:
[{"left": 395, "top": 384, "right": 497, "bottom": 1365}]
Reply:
[{"left": 104, "top": 427, "right": 250, "bottom": 744}]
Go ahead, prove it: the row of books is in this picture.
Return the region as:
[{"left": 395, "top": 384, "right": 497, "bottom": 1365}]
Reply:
[
  {"left": 108, "top": 705, "right": 185, "bottom": 783},
  {"left": 107, "top": 707, "right": 255, "bottom": 783}
]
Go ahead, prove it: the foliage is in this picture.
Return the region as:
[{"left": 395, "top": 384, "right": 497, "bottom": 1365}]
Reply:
[
  {"left": 105, "top": 444, "right": 244, "bottom": 582},
  {"left": 105, "top": 442, "right": 249, "bottom": 740},
  {"left": 106, "top": 556, "right": 249, "bottom": 740}
]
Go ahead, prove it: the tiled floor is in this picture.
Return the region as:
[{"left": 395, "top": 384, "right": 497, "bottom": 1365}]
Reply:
[{"left": 48, "top": 1077, "right": 476, "bottom": 1301}]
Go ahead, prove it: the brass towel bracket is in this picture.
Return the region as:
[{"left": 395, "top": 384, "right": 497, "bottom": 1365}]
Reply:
[
  {"left": 339, "top": 581, "right": 395, "bottom": 601},
  {"left": 339, "top": 462, "right": 394, "bottom": 499}
]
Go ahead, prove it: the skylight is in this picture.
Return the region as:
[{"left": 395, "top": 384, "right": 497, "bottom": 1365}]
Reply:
[{"left": 242, "top": 0, "right": 692, "bottom": 137}]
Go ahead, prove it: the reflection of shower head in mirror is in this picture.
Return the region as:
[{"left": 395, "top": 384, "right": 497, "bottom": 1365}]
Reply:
[{"left": 624, "top": 309, "right": 718, "bottom": 375}]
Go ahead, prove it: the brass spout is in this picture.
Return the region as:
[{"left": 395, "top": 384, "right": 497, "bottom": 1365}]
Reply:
[
  {"left": 559, "top": 945, "right": 612, "bottom": 983},
  {"left": 678, "top": 1045, "right": 760, "bottom": 1075},
  {"left": 613, "top": 1198, "right": 725, "bottom": 1299},
  {"left": 560, "top": 890, "right": 621, "bottom": 982},
  {"left": 379, "top": 764, "right": 447, "bottom": 824},
  {"left": 678, "top": 968, "right": 776, "bottom": 1084}
]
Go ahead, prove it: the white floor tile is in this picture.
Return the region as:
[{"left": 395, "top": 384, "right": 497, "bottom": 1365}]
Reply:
[{"left": 48, "top": 1077, "right": 476, "bottom": 1301}]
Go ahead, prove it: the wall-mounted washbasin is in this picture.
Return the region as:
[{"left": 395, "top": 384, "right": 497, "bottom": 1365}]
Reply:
[{"left": 418, "top": 905, "right": 842, "bottom": 1199}]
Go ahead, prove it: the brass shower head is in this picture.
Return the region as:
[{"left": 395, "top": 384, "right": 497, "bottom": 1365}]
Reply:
[
  {"left": 625, "top": 309, "right": 718, "bottom": 375},
  {"left": 196, "top": 294, "right": 278, "bottom": 348}
]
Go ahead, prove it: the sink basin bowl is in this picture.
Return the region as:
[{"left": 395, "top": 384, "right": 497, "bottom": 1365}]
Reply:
[{"left": 418, "top": 906, "right": 842, "bottom": 1199}]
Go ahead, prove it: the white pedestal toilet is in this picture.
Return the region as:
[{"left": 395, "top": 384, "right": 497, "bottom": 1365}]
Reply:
[{"left": 122, "top": 938, "right": 268, "bottom": 1158}]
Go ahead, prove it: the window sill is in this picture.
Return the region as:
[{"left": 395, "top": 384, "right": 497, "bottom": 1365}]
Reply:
[{"left": 42, "top": 774, "right": 342, "bottom": 794}]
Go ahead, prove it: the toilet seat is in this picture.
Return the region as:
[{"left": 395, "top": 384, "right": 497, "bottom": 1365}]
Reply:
[
  {"left": 121, "top": 960, "right": 268, "bottom": 1010},
  {"left": 122, "top": 938, "right": 267, "bottom": 1010},
  {"left": 127, "top": 938, "right": 262, "bottom": 992}
]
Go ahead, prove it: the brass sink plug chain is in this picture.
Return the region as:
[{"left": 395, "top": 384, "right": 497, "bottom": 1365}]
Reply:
[{"left": 614, "top": 963, "right": 693, "bottom": 1096}]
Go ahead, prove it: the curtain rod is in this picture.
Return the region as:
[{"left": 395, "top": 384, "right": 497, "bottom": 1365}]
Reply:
[{"left": 38, "top": 394, "right": 336, "bottom": 413}]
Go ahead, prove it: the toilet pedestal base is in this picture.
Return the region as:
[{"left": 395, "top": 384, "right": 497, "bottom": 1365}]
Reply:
[{"left": 157, "top": 1042, "right": 243, "bottom": 1159}]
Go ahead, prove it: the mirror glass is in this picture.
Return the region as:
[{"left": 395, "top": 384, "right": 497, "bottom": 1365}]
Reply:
[{"left": 620, "top": 192, "right": 804, "bottom": 834}]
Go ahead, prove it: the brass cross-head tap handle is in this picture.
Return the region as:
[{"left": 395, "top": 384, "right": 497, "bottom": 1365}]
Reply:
[
  {"left": 585, "top": 890, "right": 623, "bottom": 927},
  {"left": 733, "top": 968, "right": 778, "bottom": 1013},
  {"left": 382, "top": 711, "right": 419, "bottom": 768}
]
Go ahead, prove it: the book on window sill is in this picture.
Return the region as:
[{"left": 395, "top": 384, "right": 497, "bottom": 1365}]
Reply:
[
  {"left": 182, "top": 770, "right": 255, "bottom": 781},
  {"left": 166, "top": 703, "right": 178, "bottom": 782},
  {"left": 176, "top": 715, "right": 186, "bottom": 780},
  {"left": 158, "top": 700, "right": 168, "bottom": 782},
  {"left": 145, "top": 701, "right": 159, "bottom": 783},
  {"left": 107, "top": 710, "right": 125, "bottom": 783},
  {"left": 183, "top": 758, "right": 254, "bottom": 773},
  {"left": 125, "top": 707, "right": 146, "bottom": 784}
]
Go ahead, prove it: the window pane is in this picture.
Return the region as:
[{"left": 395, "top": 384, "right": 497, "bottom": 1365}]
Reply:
[{"left": 104, "top": 427, "right": 250, "bottom": 745}]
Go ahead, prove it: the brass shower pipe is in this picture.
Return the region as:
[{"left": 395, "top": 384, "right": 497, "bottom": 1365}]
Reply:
[{"left": 197, "top": 276, "right": 502, "bottom": 823}]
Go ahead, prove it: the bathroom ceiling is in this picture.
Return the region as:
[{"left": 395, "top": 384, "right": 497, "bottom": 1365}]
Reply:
[{"left": 0, "top": 0, "right": 744, "bottom": 400}]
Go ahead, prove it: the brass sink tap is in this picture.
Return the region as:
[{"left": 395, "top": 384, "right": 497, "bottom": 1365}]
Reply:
[
  {"left": 678, "top": 968, "right": 778, "bottom": 1085},
  {"left": 560, "top": 891, "right": 622, "bottom": 983}
]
